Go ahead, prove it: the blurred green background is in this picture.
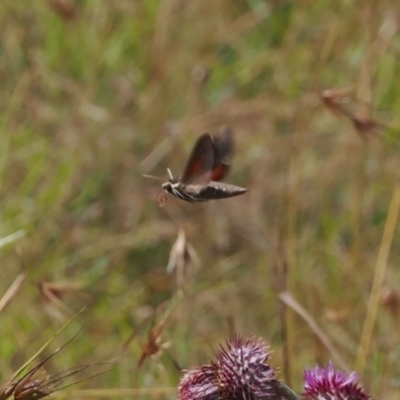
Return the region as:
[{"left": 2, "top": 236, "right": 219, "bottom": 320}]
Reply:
[{"left": 1, "top": 0, "right": 400, "bottom": 399}]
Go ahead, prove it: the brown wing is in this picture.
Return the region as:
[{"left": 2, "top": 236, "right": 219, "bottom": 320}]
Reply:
[
  {"left": 211, "top": 164, "right": 230, "bottom": 182},
  {"left": 211, "top": 126, "right": 234, "bottom": 181},
  {"left": 180, "top": 134, "right": 215, "bottom": 186}
]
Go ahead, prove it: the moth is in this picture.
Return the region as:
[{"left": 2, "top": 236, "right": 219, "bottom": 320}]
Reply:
[{"left": 161, "top": 128, "right": 247, "bottom": 203}]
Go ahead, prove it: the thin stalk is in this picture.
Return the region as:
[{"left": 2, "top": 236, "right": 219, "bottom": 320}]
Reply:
[{"left": 356, "top": 177, "right": 400, "bottom": 371}]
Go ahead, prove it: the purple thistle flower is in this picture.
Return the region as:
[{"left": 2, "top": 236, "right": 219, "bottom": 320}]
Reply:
[
  {"left": 177, "top": 365, "right": 219, "bottom": 400},
  {"left": 302, "top": 362, "right": 372, "bottom": 400},
  {"left": 178, "top": 336, "right": 283, "bottom": 400}
]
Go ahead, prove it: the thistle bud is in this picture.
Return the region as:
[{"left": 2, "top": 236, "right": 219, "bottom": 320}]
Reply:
[
  {"left": 302, "top": 362, "right": 371, "bottom": 400},
  {"left": 178, "top": 336, "right": 282, "bottom": 400}
]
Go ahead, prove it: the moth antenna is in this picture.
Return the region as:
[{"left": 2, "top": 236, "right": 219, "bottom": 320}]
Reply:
[
  {"left": 167, "top": 168, "right": 174, "bottom": 180},
  {"left": 142, "top": 174, "right": 164, "bottom": 181}
]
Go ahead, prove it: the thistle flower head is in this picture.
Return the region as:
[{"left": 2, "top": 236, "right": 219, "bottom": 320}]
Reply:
[
  {"left": 178, "top": 336, "right": 282, "bottom": 400},
  {"left": 302, "top": 362, "right": 371, "bottom": 400}
]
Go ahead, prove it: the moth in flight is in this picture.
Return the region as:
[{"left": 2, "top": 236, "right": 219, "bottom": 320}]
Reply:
[{"left": 161, "top": 127, "right": 247, "bottom": 203}]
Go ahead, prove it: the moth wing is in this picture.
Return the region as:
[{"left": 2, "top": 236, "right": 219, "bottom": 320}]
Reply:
[
  {"left": 211, "top": 164, "right": 230, "bottom": 182},
  {"left": 212, "top": 126, "right": 234, "bottom": 181},
  {"left": 180, "top": 134, "right": 215, "bottom": 186}
]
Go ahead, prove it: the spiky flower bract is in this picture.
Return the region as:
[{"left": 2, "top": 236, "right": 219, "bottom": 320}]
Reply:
[
  {"left": 178, "top": 336, "right": 282, "bottom": 400},
  {"left": 302, "top": 362, "right": 371, "bottom": 400}
]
